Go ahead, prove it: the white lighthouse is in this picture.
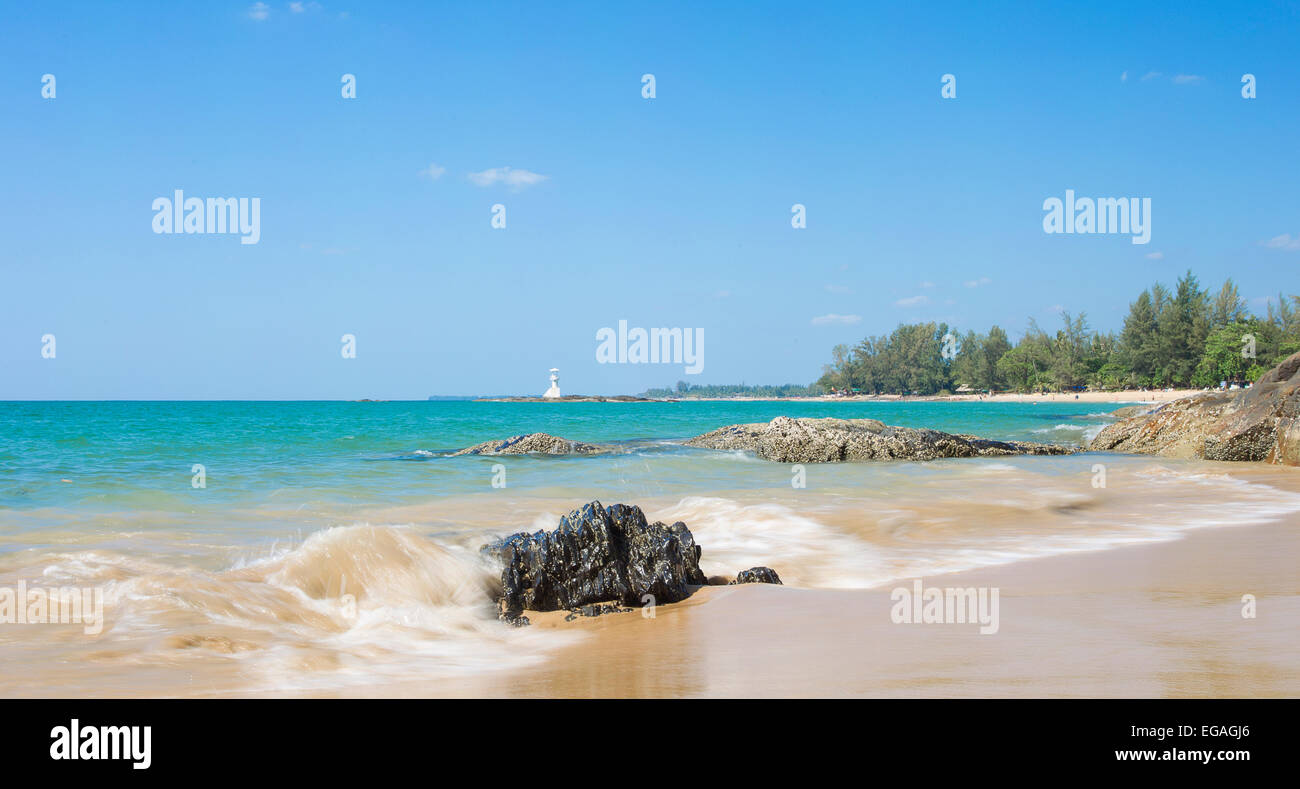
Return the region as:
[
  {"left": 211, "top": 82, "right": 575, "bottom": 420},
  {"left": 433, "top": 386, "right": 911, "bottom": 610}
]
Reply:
[{"left": 542, "top": 368, "right": 561, "bottom": 399}]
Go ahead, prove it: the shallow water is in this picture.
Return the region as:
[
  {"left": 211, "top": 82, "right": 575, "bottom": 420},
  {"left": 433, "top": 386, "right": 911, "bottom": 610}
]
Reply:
[{"left": 2, "top": 400, "right": 1298, "bottom": 696}]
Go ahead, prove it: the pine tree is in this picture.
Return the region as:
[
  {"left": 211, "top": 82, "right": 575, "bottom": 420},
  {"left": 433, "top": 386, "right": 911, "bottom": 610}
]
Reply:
[
  {"left": 983, "top": 326, "right": 1011, "bottom": 390},
  {"left": 1210, "top": 279, "right": 1248, "bottom": 327},
  {"left": 1120, "top": 290, "right": 1159, "bottom": 385}
]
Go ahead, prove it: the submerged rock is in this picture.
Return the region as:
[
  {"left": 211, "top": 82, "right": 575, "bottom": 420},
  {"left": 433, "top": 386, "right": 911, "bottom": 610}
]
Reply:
[
  {"left": 684, "top": 416, "right": 1076, "bottom": 462},
  {"left": 730, "top": 567, "right": 783, "bottom": 585},
  {"left": 1090, "top": 351, "right": 1300, "bottom": 465},
  {"left": 450, "top": 432, "right": 607, "bottom": 456},
  {"left": 482, "top": 501, "right": 708, "bottom": 622}
]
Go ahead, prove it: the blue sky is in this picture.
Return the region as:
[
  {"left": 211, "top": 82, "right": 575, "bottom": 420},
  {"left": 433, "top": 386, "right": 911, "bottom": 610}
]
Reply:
[{"left": 2, "top": 0, "right": 1297, "bottom": 399}]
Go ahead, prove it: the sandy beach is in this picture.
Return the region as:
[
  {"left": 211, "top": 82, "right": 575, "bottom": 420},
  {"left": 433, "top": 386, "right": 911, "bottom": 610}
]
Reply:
[
  {"left": 694, "top": 389, "right": 1201, "bottom": 405},
  {"left": 222, "top": 462, "right": 1298, "bottom": 700},
  {"left": 393, "top": 467, "right": 1300, "bottom": 699}
]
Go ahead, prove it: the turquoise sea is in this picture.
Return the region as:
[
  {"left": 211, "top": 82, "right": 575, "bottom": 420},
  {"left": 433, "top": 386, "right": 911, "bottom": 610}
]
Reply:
[{"left": 0, "top": 399, "right": 1118, "bottom": 515}]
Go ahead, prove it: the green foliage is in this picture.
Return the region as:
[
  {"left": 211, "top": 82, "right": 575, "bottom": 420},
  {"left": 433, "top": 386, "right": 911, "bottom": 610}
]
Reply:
[
  {"left": 995, "top": 342, "right": 1049, "bottom": 392},
  {"left": 815, "top": 322, "right": 952, "bottom": 395},
  {"left": 814, "top": 275, "right": 1299, "bottom": 394},
  {"left": 1192, "top": 320, "right": 1267, "bottom": 387}
]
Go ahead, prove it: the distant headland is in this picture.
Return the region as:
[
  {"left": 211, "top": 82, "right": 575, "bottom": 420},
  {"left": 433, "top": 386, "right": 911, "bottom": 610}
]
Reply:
[{"left": 468, "top": 367, "right": 663, "bottom": 402}]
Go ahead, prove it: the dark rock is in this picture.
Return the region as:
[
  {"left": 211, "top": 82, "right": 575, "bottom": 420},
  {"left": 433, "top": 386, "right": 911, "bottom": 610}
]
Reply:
[
  {"left": 1089, "top": 351, "right": 1300, "bottom": 465},
  {"left": 451, "top": 433, "right": 609, "bottom": 456},
  {"left": 684, "top": 416, "right": 1076, "bottom": 462},
  {"left": 482, "top": 501, "right": 708, "bottom": 622},
  {"left": 730, "top": 567, "right": 783, "bottom": 585}
]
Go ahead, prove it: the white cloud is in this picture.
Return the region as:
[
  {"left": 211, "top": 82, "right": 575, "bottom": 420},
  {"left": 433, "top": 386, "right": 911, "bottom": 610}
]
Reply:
[
  {"left": 1120, "top": 71, "right": 1128, "bottom": 82},
  {"left": 248, "top": 2, "right": 270, "bottom": 20},
  {"left": 419, "top": 162, "right": 447, "bottom": 180},
  {"left": 289, "top": 1, "right": 304, "bottom": 11},
  {"left": 467, "top": 167, "right": 548, "bottom": 190},
  {"left": 895, "top": 295, "right": 928, "bottom": 307},
  {"left": 963, "top": 277, "right": 991, "bottom": 288},
  {"left": 811, "top": 313, "right": 861, "bottom": 326},
  {"left": 1262, "top": 233, "right": 1300, "bottom": 251},
  {"left": 1145, "top": 251, "right": 1164, "bottom": 260},
  {"left": 824, "top": 284, "right": 853, "bottom": 294},
  {"left": 1136, "top": 72, "right": 1203, "bottom": 86},
  {"left": 919, "top": 280, "right": 935, "bottom": 288}
]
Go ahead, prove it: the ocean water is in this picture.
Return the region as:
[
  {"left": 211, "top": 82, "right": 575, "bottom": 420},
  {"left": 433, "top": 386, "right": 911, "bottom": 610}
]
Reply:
[
  {"left": 0, "top": 399, "right": 1118, "bottom": 515},
  {"left": 3, "top": 400, "right": 1299, "bottom": 696}
]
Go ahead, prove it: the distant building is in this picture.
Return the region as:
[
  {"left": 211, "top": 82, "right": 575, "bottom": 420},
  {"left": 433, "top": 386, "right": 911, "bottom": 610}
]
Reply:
[{"left": 543, "top": 368, "right": 562, "bottom": 399}]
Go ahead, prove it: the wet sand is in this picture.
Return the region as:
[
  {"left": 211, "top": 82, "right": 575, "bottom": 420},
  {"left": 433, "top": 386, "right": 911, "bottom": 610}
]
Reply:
[
  {"left": 5, "top": 459, "right": 1297, "bottom": 699},
  {"left": 372, "top": 507, "right": 1300, "bottom": 698},
  {"left": 8, "top": 504, "right": 1296, "bottom": 699}
]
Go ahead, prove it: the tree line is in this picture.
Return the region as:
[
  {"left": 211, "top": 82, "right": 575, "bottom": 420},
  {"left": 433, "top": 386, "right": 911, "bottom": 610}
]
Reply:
[{"left": 816, "top": 272, "right": 1300, "bottom": 395}]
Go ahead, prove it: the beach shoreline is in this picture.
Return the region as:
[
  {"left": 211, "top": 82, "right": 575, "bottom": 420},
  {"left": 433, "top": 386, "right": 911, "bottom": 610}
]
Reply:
[
  {"left": 214, "top": 462, "right": 1300, "bottom": 700},
  {"left": 466, "top": 389, "right": 1202, "bottom": 405},
  {"left": 5, "top": 460, "right": 1298, "bottom": 699},
  {"left": 356, "top": 479, "right": 1300, "bottom": 699},
  {"left": 685, "top": 389, "right": 1200, "bottom": 405}
]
